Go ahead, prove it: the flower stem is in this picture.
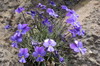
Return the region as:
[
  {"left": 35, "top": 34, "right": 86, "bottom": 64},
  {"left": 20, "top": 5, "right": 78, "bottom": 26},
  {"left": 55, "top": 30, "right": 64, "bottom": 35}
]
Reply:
[
  {"left": 22, "top": 12, "right": 27, "bottom": 23},
  {"left": 38, "top": 62, "right": 40, "bottom": 66}
]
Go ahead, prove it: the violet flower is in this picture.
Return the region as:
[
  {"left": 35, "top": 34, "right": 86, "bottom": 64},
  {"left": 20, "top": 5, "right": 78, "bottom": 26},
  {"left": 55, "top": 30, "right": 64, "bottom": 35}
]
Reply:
[
  {"left": 27, "top": 11, "right": 36, "bottom": 19},
  {"left": 59, "top": 57, "right": 64, "bottom": 62},
  {"left": 37, "top": 3, "right": 46, "bottom": 9},
  {"left": 42, "top": 18, "right": 51, "bottom": 27},
  {"left": 66, "top": 10, "right": 78, "bottom": 16},
  {"left": 5, "top": 25, "right": 11, "bottom": 29},
  {"left": 49, "top": 1, "right": 56, "bottom": 6},
  {"left": 18, "top": 24, "right": 30, "bottom": 34},
  {"left": 48, "top": 25, "right": 53, "bottom": 33},
  {"left": 15, "top": 7, "right": 24, "bottom": 13},
  {"left": 32, "top": 46, "right": 46, "bottom": 62},
  {"left": 69, "top": 25, "right": 85, "bottom": 37},
  {"left": 54, "top": 50, "right": 59, "bottom": 58},
  {"left": 43, "top": 39, "right": 56, "bottom": 52},
  {"left": 66, "top": 10, "right": 79, "bottom": 25},
  {"left": 11, "top": 42, "right": 18, "bottom": 48},
  {"left": 66, "top": 10, "right": 84, "bottom": 37},
  {"left": 61, "top": 5, "right": 70, "bottom": 11},
  {"left": 70, "top": 40, "right": 87, "bottom": 55},
  {"left": 66, "top": 15, "right": 77, "bottom": 24},
  {"left": 18, "top": 48, "right": 29, "bottom": 63},
  {"left": 10, "top": 31, "right": 23, "bottom": 42},
  {"left": 47, "top": 8, "right": 58, "bottom": 17},
  {"left": 42, "top": 18, "right": 53, "bottom": 33}
]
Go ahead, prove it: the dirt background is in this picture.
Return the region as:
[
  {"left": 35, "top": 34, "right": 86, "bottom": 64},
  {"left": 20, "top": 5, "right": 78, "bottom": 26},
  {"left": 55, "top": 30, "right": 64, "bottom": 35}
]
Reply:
[{"left": 0, "top": 0, "right": 100, "bottom": 66}]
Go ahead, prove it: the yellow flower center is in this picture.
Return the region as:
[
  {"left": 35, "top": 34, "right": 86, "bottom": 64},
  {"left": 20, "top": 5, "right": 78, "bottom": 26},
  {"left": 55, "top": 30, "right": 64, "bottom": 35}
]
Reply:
[{"left": 22, "top": 56, "right": 24, "bottom": 58}]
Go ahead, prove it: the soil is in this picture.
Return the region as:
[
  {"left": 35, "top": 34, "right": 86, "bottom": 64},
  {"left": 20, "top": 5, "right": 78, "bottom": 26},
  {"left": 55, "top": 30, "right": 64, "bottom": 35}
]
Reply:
[{"left": 0, "top": 0, "right": 100, "bottom": 66}]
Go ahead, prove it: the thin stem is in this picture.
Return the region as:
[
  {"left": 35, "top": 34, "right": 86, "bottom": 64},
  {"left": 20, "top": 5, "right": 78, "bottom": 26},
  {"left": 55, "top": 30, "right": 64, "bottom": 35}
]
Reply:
[
  {"left": 21, "top": 12, "right": 27, "bottom": 23},
  {"left": 38, "top": 62, "right": 40, "bottom": 66}
]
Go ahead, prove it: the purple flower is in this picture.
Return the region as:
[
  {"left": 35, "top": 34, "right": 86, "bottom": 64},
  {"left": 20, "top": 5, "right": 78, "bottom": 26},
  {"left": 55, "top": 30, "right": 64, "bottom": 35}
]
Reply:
[
  {"left": 39, "top": 13, "right": 44, "bottom": 18},
  {"left": 18, "top": 24, "right": 30, "bottom": 34},
  {"left": 54, "top": 50, "right": 59, "bottom": 58},
  {"left": 32, "top": 46, "right": 46, "bottom": 62},
  {"left": 48, "top": 25, "right": 53, "bottom": 33},
  {"left": 47, "top": 8, "right": 58, "bottom": 17},
  {"left": 70, "top": 40, "right": 87, "bottom": 55},
  {"left": 27, "top": 11, "right": 36, "bottom": 19},
  {"left": 18, "top": 48, "right": 29, "bottom": 63},
  {"left": 43, "top": 39, "right": 56, "bottom": 52},
  {"left": 69, "top": 25, "right": 85, "bottom": 37},
  {"left": 19, "top": 57, "right": 26, "bottom": 63},
  {"left": 11, "top": 42, "right": 18, "bottom": 48},
  {"left": 59, "top": 57, "right": 64, "bottom": 62},
  {"left": 66, "top": 15, "right": 77, "bottom": 24},
  {"left": 37, "top": 3, "right": 46, "bottom": 9},
  {"left": 10, "top": 24, "right": 30, "bottom": 43},
  {"left": 61, "top": 5, "right": 70, "bottom": 11},
  {"left": 5, "top": 25, "right": 11, "bottom": 29},
  {"left": 15, "top": 7, "right": 24, "bottom": 13},
  {"left": 42, "top": 18, "right": 51, "bottom": 27},
  {"left": 42, "top": 18, "right": 53, "bottom": 33},
  {"left": 66, "top": 10, "right": 79, "bottom": 25},
  {"left": 66, "top": 10, "right": 78, "bottom": 16},
  {"left": 10, "top": 31, "right": 22, "bottom": 42},
  {"left": 49, "top": 1, "right": 56, "bottom": 6}
]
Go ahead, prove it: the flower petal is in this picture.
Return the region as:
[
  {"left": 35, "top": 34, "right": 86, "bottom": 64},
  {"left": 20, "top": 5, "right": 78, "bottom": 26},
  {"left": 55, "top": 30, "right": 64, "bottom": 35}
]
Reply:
[
  {"left": 5, "top": 25, "right": 11, "bottom": 29},
  {"left": 43, "top": 39, "right": 50, "bottom": 47},
  {"left": 19, "top": 57, "right": 26, "bottom": 63},
  {"left": 17, "top": 38, "right": 22, "bottom": 42},
  {"left": 40, "top": 51, "right": 46, "bottom": 57},
  {"left": 18, "top": 24, "right": 22, "bottom": 30},
  {"left": 70, "top": 43, "right": 77, "bottom": 49},
  {"left": 78, "top": 42, "right": 83, "bottom": 48},
  {"left": 10, "top": 36, "right": 16, "bottom": 41},
  {"left": 43, "top": 39, "right": 56, "bottom": 47},
  {"left": 18, "top": 48, "right": 29, "bottom": 59},
  {"left": 47, "top": 46, "right": 54, "bottom": 52},
  {"left": 11, "top": 42, "right": 18, "bottom": 48},
  {"left": 61, "top": 5, "right": 70, "bottom": 11},
  {"left": 81, "top": 48, "right": 87, "bottom": 55},
  {"left": 32, "top": 52, "right": 38, "bottom": 57},
  {"left": 66, "top": 10, "right": 75, "bottom": 16},
  {"left": 15, "top": 7, "right": 24, "bottom": 13},
  {"left": 36, "top": 57, "right": 44, "bottom": 62},
  {"left": 59, "top": 57, "right": 64, "bottom": 62},
  {"left": 24, "top": 53, "right": 29, "bottom": 58},
  {"left": 22, "top": 27, "right": 30, "bottom": 34},
  {"left": 74, "top": 48, "right": 80, "bottom": 52},
  {"left": 49, "top": 39, "right": 56, "bottom": 46},
  {"left": 24, "top": 48, "right": 29, "bottom": 53},
  {"left": 22, "top": 24, "right": 28, "bottom": 28}
]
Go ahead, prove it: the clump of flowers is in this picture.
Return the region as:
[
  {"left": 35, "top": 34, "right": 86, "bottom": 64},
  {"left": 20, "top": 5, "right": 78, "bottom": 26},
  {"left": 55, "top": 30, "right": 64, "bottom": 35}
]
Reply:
[{"left": 10, "top": 1, "right": 87, "bottom": 66}]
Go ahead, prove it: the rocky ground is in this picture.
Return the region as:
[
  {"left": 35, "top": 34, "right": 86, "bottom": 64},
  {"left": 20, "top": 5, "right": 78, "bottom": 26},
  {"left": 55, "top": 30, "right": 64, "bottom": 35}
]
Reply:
[{"left": 0, "top": 0, "right": 100, "bottom": 66}]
